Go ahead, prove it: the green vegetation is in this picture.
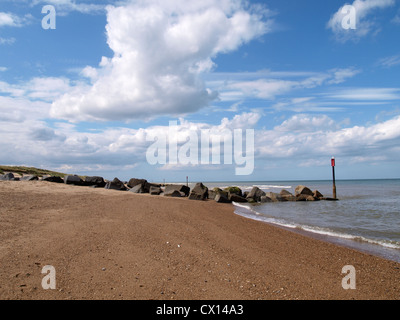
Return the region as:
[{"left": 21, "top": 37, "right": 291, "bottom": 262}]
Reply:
[{"left": 0, "top": 165, "right": 70, "bottom": 178}]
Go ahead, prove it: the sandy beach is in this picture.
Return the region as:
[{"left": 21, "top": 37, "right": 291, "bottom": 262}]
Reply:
[{"left": 0, "top": 180, "right": 399, "bottom": 300}]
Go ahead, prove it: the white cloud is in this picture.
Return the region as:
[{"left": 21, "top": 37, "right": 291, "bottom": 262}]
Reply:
[
  {"left": 0, "top": 37, "right": 15, "bottom": 45},
  {"left": 0, "top": 12, "right": 33, "bottom": 27},
  {"left": 328, "top": 88, "right": 400, "bottom": 101},
  {"left": 378, "top": 54, "right": 400, "bottom": 68},
  {"left": 0, "top": 77, "right": 79, "bottom": 102},
  {"left": 218, "top": 68, "right": 360, "bottom": 101},
  {"left": 50, "top": 0, "right": 273, "bottom": 122},
  {"left": 327, "top": 0, "right": 395, "bottom": 42}
]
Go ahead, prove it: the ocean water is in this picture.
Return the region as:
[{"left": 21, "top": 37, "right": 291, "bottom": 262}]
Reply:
[{"left": 193, "top": 180, "right": 400, "bottom": 263}]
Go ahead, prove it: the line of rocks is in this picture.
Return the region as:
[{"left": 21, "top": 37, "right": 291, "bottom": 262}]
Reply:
[{"left": 1, "top": 172, "right": 337, "bottom": 203}]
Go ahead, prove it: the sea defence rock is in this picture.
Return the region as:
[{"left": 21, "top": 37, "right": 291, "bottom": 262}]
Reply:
[
  {"left": 85, "top": 176, "right": 106, "bottom": 188},
  {"left": 313, "top": 190, "right": 324, "bottom": 200},
  {"left": 229, "top": 193, "right": 248, "bottom": 203},
  {"left": 189, "top": 183, "right": 208, "bottom": 201},
  {"left": 0, "top": 173, "right": 15, "bottom": 181},
  {"left": 21, "top": 175, "right": 39, "bottom": 181},
  {"left": 215, "top": 192, "right": 231, "bottom": 203},
  {"left": 104, "top": 177, "right": 127, "bottom": 191},
  {"left": 280, "top": 189, "right": 296, "bottom": 201},
  {"left": 64, "top": 175, "right": 84, "bottom": 186},
  {"left": 129, "top": 184, "right": 146, "bottom": 194},
  {"left": 42, "top": 175, "right": 64, "bottom": 183},
  {"left": 164, "top": 185, "right": 190, "bottom": 197},
  {"left": 246, "top": 187, "right": 266, "bottom": 203},
  {"left": 150, "top": 186, "right": 162, "bottom": 195},
  {"left": 224, "top": 186, "right": 243, "bottom": 197},
  {"left": 295, "top": 185, "right": 313, "bottom": 197},
  {"left": 265, "top": 192, "right": 287, "bottom": 202}
]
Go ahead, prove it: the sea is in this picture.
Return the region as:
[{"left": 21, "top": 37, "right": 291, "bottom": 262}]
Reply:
[{"left": 188, "top": 179, "right": 400, "bottom": 263}]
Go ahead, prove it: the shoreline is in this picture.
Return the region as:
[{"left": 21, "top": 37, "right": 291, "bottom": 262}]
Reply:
[
  {"left": 1, "top": 181, "right": 400, "bottom": 300},
  {"left": 232, "top": 204, "right": 400, "bottom": 264}
]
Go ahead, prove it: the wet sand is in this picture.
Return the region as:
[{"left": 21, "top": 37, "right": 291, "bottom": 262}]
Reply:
[{"left": 0, "top": 181, "right": 399, "bottom": 300}]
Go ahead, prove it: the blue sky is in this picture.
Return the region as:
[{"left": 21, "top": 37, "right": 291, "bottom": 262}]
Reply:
[{"left": 1, "top": 0, "right": 400, "bottom": 182}]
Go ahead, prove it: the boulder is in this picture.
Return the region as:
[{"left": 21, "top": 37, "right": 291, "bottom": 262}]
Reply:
[
  {"left": 129, "top": 184, "right": 146, "bottom": 194},
  {"left": 229, "top": 193, "right": 247, "bottom": 203},
  {"left": 85, "top": 176, "right": 106, "bottom": 188},
  {"left": 0, "top": 173, "right": 15, "bottom": 181},
  {"left": 169, "top": 190, "right": 186, "bottom": 197},
  {"left": 313, "top": 190, "right": 324, "bottom": 199},
  {"left": 189, "top": 183, "right": 208, "bottom": 201},
  {"left": 279, "top": 189, "right": 296, "bottom": 201},
  {"left": 265, "top": 192, "right": 287, "bottom": 202},
  {"left": 215, "top": 192, "right": 231, "bottom": 203},
  {"left": 208, "top": 190, "right": 217, "bottom": 200},
  {"left": 104, "top": 177, "right": 127, "bottom": 191},
  {"left": 42, "top": 175, "right": 64, "bottom": 183},
  {"left": 64, "top": 175, "right": 84, "bottom": 186},
  {"left": 21, "top": 175, "right": 39, "bottom": 181},
  {"left": 150, "top": 186, "right": 162, "bottom": 195},
  {"left": 224, "top": 186, "right": 243, "bottom": 197},
  {"left": 296, "top": 194, "right": 317, "bottom": 202},
  {"left": 164, "top": 185, "right": 190, "bottom": 197},
  {"left": 260, "top": 196, "right": 273, "bottom": 203},
  {"left": 246, "top": 187, "right": 266, "bottom": 202},
  {"left": 295, "top": 185, "right": 313, "bottom": 197},
  {"left": 127, "top": 178, "right": 151, "bottom": 192}
]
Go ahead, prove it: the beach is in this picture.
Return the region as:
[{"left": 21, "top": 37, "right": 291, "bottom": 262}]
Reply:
[{"left": 0, "top": 181, "right": 399, "bottom": 300}]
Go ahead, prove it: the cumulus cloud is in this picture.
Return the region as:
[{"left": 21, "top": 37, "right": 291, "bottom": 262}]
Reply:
[
  {"left": 50, "top": 0, "right": 273, "bottom": 122},
  {"left": 327, "top": 0, "right": 395, "bottom": 42}
]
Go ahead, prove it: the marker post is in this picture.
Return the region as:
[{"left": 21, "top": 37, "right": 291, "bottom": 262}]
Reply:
[{"left": 331, "top": 157, "right": 337, "bottom": 200}]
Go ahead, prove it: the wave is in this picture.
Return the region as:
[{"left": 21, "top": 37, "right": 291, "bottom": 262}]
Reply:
[{"left": 232, "top": 202, "right": 400, "bottom": 250}]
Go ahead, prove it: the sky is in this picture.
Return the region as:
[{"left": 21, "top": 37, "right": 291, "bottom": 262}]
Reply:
[{"left": 0, "top": 0, "right": 400, "bottom": 182}]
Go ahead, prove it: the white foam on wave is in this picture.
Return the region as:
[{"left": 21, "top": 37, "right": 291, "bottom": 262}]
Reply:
[{"left": 232, "top": 202, "right": 400, "bottom": 250}]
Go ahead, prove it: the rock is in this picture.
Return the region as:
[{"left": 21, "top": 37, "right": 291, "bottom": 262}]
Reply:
[
  {"left": 169, "top": 190, "right": 186, "bottom": 197},
  {"left": 207, "top": 190, "right": 217, "bottom": 200},
  {"left": 129, "top": 184, "right": 146, "bottom": 194},
  {"left": 313, "top": 190, "right": 324, "bottom": 199},
  {"left": 224, "top": 186, "right": 242, "bottom": 197},
  {"left": 104, "top": 178, "right": 127, "bottom": 191},
  {"left": 189, "top": 183, "right": 208, "bottom": 201},
  {"left": 265, "top": 192, "right": 287, "bottom": 202},
  {"left": 229, "top": 193, "right": 248, "bottom": 203},
  {"left": 150, "top": 186, "right": 162, "bottom": 195},
  {"left": 85, "top": 176, "right": 106, "bottom": 188},
  {"left": 280, "top": 189, "right": 296, "bottom": 201},
  {"left": 0, "top": 173, "right": 15, "bottom": 181},
  {"left": 64, "top": 175, "right": 84, "bottom": 186},
  {"left": 42, "top": 175, "right": 64, "bottom": 183},
  {"left": 246, "top": 187, "right": 266, "bottom": 202},
  {"left": 164, "top": 185, "right": 190, "bottom": 197},
  {"left": 21, "top": 175, "right": 39, "bottom": 181},
  {"left": 295, "top": 185, "right": 313, "bottom": 197},
  {"left": 128, "top": 178, "right": 149, "bottom": 192},
  {"left": 296, "top": 194, "right": 316, "bottom": 202},
  {"left": 260, "top": 196, "right": 272, "bottom": 203},
  {"left": 215, "top": 192, "right": 231, "bottom": 203}
]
